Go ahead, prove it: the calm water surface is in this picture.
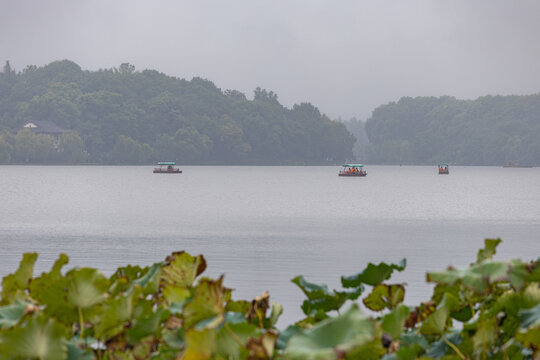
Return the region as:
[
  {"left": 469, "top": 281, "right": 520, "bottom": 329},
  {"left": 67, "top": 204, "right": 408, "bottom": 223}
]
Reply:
[{"left": 1, "top": 165, "right": 539, "bottom": 324}]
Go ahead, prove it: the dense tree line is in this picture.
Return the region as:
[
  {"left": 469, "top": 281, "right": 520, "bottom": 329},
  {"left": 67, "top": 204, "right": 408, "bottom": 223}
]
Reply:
[
  {"left": 365, "top": 95, "right": 540, "bottom": 165},
  {"left": 0, "top": 60, "right": 355, "bottom": 164},
  {"left": 343, "top": 117, "right": 368, "bottom": 161}
]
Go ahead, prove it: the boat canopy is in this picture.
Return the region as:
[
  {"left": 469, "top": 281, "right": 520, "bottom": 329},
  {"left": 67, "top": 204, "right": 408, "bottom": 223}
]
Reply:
[
  {"left": 342, "top": 164, "right": 364, "bottom": 167},
  {"left": 157, "top": 162, "right": 176, "bottom": 165}
]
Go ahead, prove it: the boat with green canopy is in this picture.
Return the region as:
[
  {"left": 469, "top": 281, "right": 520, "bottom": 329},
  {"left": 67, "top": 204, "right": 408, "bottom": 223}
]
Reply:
[
  {"left": 153, "top": 162, "right": 182, "bottom": 174},
  {"left": 338, "top": 164, "right": 367, "bottom": 177}
]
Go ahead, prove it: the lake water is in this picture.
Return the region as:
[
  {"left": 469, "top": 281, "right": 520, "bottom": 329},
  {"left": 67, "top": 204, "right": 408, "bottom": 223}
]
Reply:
[{"left": 1, "top": 165, "right": 539, "bottom": 324}]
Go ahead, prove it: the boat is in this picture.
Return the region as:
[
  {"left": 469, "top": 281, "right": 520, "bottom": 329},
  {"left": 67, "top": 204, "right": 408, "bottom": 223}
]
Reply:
[
  {"left": 503, "top": 162, "right": 533, "bottom": 168},
  {"left": 153, "top": 162, "right": 182, "bottom": 174},
  {"left": 338, "top": 164, "right": 367, "bottom": 177},
  {"left": 438, "top": 164, "right": 449, "bottom": 174}
]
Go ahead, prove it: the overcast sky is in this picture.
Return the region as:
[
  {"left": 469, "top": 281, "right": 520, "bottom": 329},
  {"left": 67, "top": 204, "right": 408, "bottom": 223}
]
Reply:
[{"left": 2, "top": 0, "right": 540, "bottom": 119}]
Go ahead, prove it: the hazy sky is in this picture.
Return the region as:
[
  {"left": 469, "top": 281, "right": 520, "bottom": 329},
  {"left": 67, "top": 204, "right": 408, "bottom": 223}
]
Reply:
[{"left": 2, "top": 1, "right": 540, "bottom": 119}]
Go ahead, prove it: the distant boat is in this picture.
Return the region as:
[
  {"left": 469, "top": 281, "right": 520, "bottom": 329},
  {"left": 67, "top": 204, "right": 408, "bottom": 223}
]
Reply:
[
  {"left": 438, "top": 164, "right": 449, "bottom": 175},
  {"left": 153, "top": 162, "right": 182, "bottom": 174},
  {"left": 503, "top": 162, "right": 533, "bottom": 168},
  {"left": 338, "top": 164, "right": 367, "bottom": 177}
]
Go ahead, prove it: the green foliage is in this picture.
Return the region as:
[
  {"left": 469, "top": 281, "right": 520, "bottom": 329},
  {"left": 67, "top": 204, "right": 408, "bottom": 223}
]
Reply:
[
  {"left": 0, "top": 60, "right": 355, "bottom": 164},
  {"left": 365, "top": 95, "right": 540, "bottom": 165},
  {"left": 0, "top": 239, "right": 539, "bottom": 359}
]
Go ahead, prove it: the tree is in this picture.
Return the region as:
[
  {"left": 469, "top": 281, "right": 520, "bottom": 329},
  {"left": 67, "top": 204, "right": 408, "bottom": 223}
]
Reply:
[{"left": 58, "top": 132, "right": 86, "bottom": 164}]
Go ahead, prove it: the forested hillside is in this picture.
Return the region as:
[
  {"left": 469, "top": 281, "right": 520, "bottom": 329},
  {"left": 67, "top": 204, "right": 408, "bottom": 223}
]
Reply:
[
  {"left": 366, "top": 95, "right": 540, "bottom": 165},
  {"left": 0, "top": 60, "right": 355, "bottom": 164}
]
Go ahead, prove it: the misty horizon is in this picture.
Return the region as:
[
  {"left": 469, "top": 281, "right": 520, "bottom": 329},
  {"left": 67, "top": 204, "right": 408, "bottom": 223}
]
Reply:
[{"left": 2, "top": 1, "right": 540, "bottom": 120}]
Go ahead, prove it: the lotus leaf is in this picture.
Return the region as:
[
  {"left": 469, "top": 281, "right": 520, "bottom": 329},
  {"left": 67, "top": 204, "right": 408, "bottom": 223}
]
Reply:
[
  {"left": 476, "top": 238, "right": 502, "bottom": 263},
  {"left": 292, "top": 276, "right": 363, "bottom": 316},
  {"left": 66, "top": 267, "right": 109, "bottom": 310},
  {"left": 95, "top": 286, "right": 148, "bottom": 339},
  {"left": 0, "top": 313, "right": 67, "bottom": 360},
  {"left": 1, "top": 252, "right": 38, "bottom": 304},
  {"left": 183, "top": 276, "right": 228, "bottom": 330},
  {"left": 183, "top": 328, "right": 216, "bottom": 360},
  {"left": 382, "top": 304, "right": 410, "bottom": 340},
  {"left": 161, "top": 251, "right": 206, "bottom": 288},
  {"left": 425, "top": 331, "right": 461, "bottom": 358},
  {"left": 519, "top": 302, "right": 540, "bottom": 328},
  {"left": 0, "top": 301, "right": 28, "bottom": 329},
  {"left": 215, "top": 322, "right": 261, "bottom": 358},
  {"left": 420, "top": 293, "right": 459, "bottom": 335},
  {"left": 341, "top": 259, "right": 406, "bottom": 288},
  {"left": 363, "top": 284, "right": 405, "bottom": 311},
  {"left": 126, "top": 307, "right": 169, "bottom": 345},
  {"left": 284, "top": 304, "right": 375, "bottom": 359},
  {"left": 66, "top": 340, "right": 94, "bottom": 360},
  {"left": 472, "top": 317, "right": 498, "bottom": 355}
]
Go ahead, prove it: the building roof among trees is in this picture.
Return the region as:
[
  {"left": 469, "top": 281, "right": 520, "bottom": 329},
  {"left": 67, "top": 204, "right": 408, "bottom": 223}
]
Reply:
[{"left": 22, "top": 121, "right": 68, "bottom": 135}]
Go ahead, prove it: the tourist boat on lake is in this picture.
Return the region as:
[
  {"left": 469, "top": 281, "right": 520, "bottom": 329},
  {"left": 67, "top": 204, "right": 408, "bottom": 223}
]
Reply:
[
  {"left": 338, "top": 164, "right": 367, "bottom": 177},
  {"left": 438, "top": 164, "right": 449, "bottom": 174},
  {"left": 153, "top": 162, "right": 182, "bottom": 174},
  {"left": 503, "top": 162, "right": 533, "bottom": 168}
]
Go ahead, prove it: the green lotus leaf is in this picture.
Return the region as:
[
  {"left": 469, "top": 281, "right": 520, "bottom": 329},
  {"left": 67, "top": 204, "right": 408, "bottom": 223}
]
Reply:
[
  {"left": 29, "top": 254, "right": 69, "bottom": 302},
  {"left": 277, "top": 325, "right": 302, "bottom": 350},
  {"left": 390, "top": 343, "right": 424, "bottom": 360},
  {"left": 66, "top": 268, "right": 109, "bottom": 310},
  {"left": 0, "top": 301, "right": 29, "bottom": 329},
  {"left": 162, "top": 283, "right": 191, "bottom": 306},
  {"left": 426, "top": 332, "right": 461, "bottom": 358},
  {"left": 131, "top": 262, "right": 162, "bottom": 295},
  {"left": 400, "top": 332, "right": 428, "bottom": 349},
  {"left": 519, "top": 302, "right": 540, "bottom": 328},
  {"left": 476, "top": 238, "right": 501, "bottom": 263},
  {"left": 428, "top": 260, "right": 512, "bottom": 293},
  {"left": 363, "top": 284, "right": 405, "bottom": 311},
  {"left": 163, "top": 327, "right": 185, "bottom": 349},
  {"left": 66, "top": 340, "right": 94, "bottom": 360},
  {"left": 472, "top": 317, "right": 497, "bottom": 354},
  {"left": 284, "top": 304, "right": 375, "bottom": 359},
  {"left": 95, "top": 286, "right": 148, "bottom": 339},
  {"left": 293, "top": 276, "right": 362, "bottom": 315},
  {"left": 420, "top": 293, "right": 459, "bottom": 335},
  {"left": 225, "top": 299, "right": 251, "bottom": 315},
  {"left": 515, "top": 328, "right": 540, "bottom": 348},
  {"left": 344, "top": 333, "right": 386, "bottom": 360},
  {"left": 183, "top": 328, "right": 216, "bottom": 360},
  {"left": 215, "top": 322, "right": 260, "bottom": 358},
  {"left": 109, "top": 264, "right": 148, "bottom": 295},
  {"left": 508, "top": 262, "right": 529, "bottom": 291},
  {"left": 1, "top": 253, "right": 38, "bottom": 304},
  {"left": 382, "top": 304, "right": 410, "bottom": 340},
  {"left": 341, "top": 259, "right": 406, "bottom": 288},
  {"left": 0, "top": 313, "right": 67, "bottom": 360},
  {"left": 527, "top": 259, "right": 540, "bottom": 282},
  {"left": 126, "top": 307, "right": 169, "bottom": 345},
  {"left": 292, "top": 276, "right": 332, "bottom": 300},
  {"left": 35, "top": 267, "right": 108, "bottom": 326},
  {"left": 161, "top": 251, "right": 206, "bottom": 289},
  {"left": 450, "top": 305, "right": 473, "bottom": 322},
  {"left": 183, "top": 276, "right": 228, "bottom": 330}
]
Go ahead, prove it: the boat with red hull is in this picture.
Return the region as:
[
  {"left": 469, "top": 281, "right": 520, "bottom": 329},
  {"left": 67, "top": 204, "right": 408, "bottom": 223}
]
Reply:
[
  {"left": 338, "top": 164, "right": 367, "bottom": 177},
  {"left": 153, "top": 162, "right": 182, "bottom": 174},
  {"left": 438, "top": 164, "right": 449, "bottom": 175}
]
